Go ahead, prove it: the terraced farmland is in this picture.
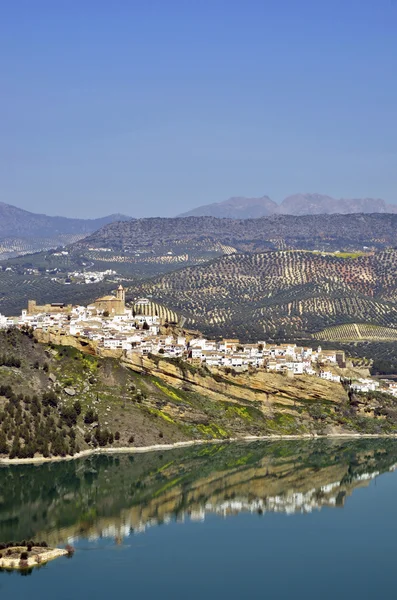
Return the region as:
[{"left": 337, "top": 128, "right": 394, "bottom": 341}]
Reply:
[
  {"left": 131, "top": 300, "right": 181, "bottom": 325},
  {"left": 128, "top": 249, "right": 397, "bottom": 340},
  {"left": 315, "top": 323, "right": 397, "bottom": 342}
]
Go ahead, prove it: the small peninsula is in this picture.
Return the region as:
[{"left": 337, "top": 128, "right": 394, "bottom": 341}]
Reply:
[{"left": 0, "top": 542, "right": 72, "bottom": 571}]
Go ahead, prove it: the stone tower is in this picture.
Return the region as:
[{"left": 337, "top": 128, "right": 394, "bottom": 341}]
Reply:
[{"left": 116, "top": 285, "right": 126, "bottom": 312}]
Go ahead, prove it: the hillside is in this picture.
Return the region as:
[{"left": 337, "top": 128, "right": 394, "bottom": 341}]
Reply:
[
  {"left": 315, "top": 324, "right": 397, "bottom": 342},
  {"left": 128, "top": 249, "right": 397, "bottom": 339},
  {"left": 179, "top": 193, "right": 397, "bottom": 219},
  {"left": 0, "top": 201, "right": 131, "bottom": 259},
  {"left": 79, "top": 213, "right": 397, "bottom": 257},
  {"left": 1, "top": 329, "right": 397, "bottom": 461},
  {"left": 2, "top": 212, "right": 396, "bottom": 319}
]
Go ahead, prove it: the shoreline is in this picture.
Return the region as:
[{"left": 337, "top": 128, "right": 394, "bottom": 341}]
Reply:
[{"left": 1, "top": 432, "right": 397, "bottom": 465}]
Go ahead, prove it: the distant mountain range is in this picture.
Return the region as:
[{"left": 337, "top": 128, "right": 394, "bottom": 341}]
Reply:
[
  {"left": 178, "top": 193, "right": 397, "bottom": 219},
  {"left": 2, "top": 193, "right": 397, "bottom": 260},
  {"left": 0, "top": 202, "right": 131, "bottom": 237},
  {"left": 0, "top": 202, "right": 131, "bottom": 259}
]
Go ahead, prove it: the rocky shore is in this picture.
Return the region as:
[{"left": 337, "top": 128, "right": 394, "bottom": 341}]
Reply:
[
  {"left": 1, "top": 432, "right": 397, "bottom": 465},
  {"left": 0, "top": 546, "right": 69, "bottom": 570}
]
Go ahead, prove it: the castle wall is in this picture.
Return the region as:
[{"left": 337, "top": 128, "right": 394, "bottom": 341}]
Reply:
[{"left": 27, "top": 300, "right": 72, "bottom": 315}]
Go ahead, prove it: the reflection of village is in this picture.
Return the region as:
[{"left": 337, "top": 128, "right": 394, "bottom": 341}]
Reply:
[
  {"left": 1, "top": 285, "right": 396, "bottom": 396},
  {"left": 65, "top": 468, "right": 395, "bottom": 547},
  {"left": 40, "top": 450, "right": 397, "bottom": 548}
]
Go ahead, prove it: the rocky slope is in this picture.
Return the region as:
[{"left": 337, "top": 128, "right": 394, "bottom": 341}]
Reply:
[{"left": 1, "top": 329, "right": 396, "bottom": 462}]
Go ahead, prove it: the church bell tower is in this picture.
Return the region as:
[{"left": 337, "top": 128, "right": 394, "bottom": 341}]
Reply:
[{"left": 116, "top": 284, "right": 126, "bottom": 313}]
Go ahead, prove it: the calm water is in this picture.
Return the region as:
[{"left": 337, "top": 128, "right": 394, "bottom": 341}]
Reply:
[{"left": 1, "top": 439, "right": 397, "bottom": 599}]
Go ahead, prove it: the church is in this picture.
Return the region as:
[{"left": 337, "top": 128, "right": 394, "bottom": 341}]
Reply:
[{"left": 91, "top": 284, "right": 126, "bottom": 315}]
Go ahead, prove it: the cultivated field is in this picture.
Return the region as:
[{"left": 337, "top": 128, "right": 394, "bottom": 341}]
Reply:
[{"left": 315, "top": 323, "right": 397, "bottom": 342}]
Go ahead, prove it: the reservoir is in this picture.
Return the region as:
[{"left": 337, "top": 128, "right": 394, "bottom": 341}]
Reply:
[{"left": 1, "top": 439, "right": 397, "bottom": 599}]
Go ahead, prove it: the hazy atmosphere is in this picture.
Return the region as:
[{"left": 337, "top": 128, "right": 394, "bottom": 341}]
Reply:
[{"left": 1, "top": 0, "right": 397, "bottom": 218}]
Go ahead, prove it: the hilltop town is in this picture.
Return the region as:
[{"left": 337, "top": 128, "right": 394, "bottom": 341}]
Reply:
[{"left": 1, "top": 285, "right": 396, "bottom": 399}]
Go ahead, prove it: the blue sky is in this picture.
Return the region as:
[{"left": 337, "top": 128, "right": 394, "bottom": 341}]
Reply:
[{"left": 1, "top": 0, "right": 396, "bottom": 217}]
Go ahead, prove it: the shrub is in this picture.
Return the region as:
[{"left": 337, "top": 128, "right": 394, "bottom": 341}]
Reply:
[
  {"left": 20, "top": 552, "right": 28, "bottom": 560},
  {"left": 115, "top": 431, "right": 120, "bottom": 441},
  {"left": 60, "top": 405, "right": 78, "bottom": 427},
  {"left": 42, "top": 391, "right": 59, "bottom": 408},
  {"left": 128, "top": 435, "right": 134, "bottom": 444},
  {"left": 84, "top": 409, "right": 98, "bottom": 424},
  {"left": 65, "top": 544, "right": 75, "bottom": 556}
]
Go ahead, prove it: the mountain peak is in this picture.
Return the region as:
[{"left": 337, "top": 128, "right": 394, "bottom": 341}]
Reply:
[
  {"left": 178, "top": 195, "right": 278, "bottom": 219},
  {"left": 179, "top": 193, "right": 397, "bottom": 219}
]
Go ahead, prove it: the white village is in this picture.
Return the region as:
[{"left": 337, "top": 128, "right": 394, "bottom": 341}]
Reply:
[{"left": 0, "top": 285, "right": 396, "bottom": 398}]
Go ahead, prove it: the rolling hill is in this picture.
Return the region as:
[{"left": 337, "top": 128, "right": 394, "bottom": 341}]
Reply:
[
  {"left": 127, "top": 249, "right": 397, "bottom": 340},
  {"left": 2, "top": 212, "right": 397, "bottom": 321},
  {"left": 78, "top": 213, "right": 397, "bottom": 258}
]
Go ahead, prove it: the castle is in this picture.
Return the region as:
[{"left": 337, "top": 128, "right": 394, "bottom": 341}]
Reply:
[
  {"left": 27, "top": 300, "right": 72, "bottom": 315},
  {"left": 27, "top": 285, "right": 126, "bottom": 316}
]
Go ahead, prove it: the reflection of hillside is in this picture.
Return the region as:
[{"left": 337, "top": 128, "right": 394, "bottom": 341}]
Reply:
[{"left": 1, "top": 440, "right": 397, "bottom": 546}]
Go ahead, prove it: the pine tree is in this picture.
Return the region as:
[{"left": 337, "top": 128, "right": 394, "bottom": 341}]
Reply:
[{"left": 0, "top": 431, "right": 8, "bottom": 455}]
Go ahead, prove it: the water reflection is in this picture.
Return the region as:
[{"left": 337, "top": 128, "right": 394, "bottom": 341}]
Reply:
[{"left": 1, "top": 439, "right": 396, "bottom": 546}]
